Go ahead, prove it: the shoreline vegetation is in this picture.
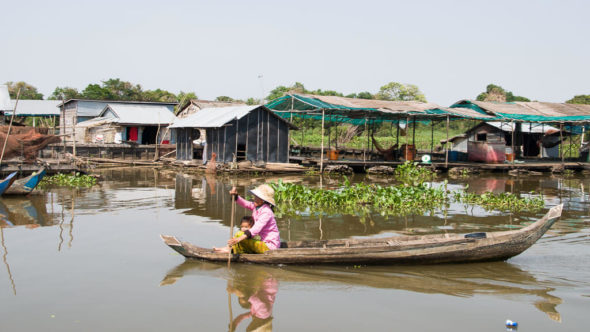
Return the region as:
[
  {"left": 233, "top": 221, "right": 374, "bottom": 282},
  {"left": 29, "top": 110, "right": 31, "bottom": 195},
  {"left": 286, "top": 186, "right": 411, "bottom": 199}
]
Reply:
[{"left": 270, "top": 162, "right": 544, "bottom": 218}]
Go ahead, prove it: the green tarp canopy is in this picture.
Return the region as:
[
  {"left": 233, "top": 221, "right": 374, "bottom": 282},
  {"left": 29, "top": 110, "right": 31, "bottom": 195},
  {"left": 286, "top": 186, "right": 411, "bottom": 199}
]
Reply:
[{"left": 265, "top": 94, "right": 484, "bottom": 125}]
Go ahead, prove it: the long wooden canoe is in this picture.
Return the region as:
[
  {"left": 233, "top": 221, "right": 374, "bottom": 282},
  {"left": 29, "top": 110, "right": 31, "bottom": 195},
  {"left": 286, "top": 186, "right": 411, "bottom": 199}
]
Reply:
[
  {"left": 161, "top": 204, "right": 563, "bottom": 265},
  {"left": 0, "top": 172, "right": 17, "bottom": 195},
  {"left": 4, "top": 168, "right": 46, "bottom": 195}
]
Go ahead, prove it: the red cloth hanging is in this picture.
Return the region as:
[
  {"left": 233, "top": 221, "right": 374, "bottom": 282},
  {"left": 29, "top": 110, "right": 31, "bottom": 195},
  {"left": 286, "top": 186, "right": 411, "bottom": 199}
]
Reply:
[{"left": 128, "top": 127, "right": 138, "bottom": 141}]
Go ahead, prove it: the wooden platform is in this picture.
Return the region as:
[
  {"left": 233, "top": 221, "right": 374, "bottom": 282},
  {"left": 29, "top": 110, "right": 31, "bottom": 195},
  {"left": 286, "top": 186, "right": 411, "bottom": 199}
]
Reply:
[
  {"left": 0, "top": 159, "right": 85, "bottom": 175},
  {"left": 290, "top": 156, "right": 590, "bottom": 172}
]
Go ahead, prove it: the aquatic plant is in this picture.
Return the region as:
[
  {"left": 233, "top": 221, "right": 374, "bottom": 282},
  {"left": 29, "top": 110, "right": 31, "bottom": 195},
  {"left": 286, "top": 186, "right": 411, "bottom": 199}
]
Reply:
[
  {"left": 270, "top": 177, "right": 545, "bottom": 218},
  {"left": 40, "top": 173, "right": 98, "bottom": 188},
  {"left": 454, "top": 190, "right": 544, "bottom": 213},
  {"left": 394, "top": 161, "right": 436, "bottom": 186},
  {"left": 270, "top": 178, "right": 449, "bottom": 218}
]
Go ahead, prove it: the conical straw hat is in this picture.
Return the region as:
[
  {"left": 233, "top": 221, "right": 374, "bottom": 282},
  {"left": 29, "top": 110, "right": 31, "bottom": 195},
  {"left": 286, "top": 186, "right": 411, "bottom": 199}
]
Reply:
[{"left": 249, "top": 184, "right": 275, "bottom": 206}]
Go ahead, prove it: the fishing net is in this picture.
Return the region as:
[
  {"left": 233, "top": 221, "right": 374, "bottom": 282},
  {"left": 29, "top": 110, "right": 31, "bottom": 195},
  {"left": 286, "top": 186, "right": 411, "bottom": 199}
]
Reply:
[{"left": 0, "top": 126, "right": 60, "bottom": 162}]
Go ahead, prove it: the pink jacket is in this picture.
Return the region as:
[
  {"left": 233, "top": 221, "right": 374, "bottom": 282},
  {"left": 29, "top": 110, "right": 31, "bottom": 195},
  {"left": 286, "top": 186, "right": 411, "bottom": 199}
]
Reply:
[{"left": 236, "top": 196, "right": 281, "bottom": 250}]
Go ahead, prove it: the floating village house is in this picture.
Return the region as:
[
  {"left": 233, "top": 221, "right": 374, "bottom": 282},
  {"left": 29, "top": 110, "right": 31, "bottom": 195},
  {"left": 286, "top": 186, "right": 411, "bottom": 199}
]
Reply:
[
  {"left": 443, "top": 121, "right": 565, "bottom": 163},
  {"left": 170, "top": 105, "right": 295, "bottom": 163},
  {"left": 57, "top": 99, "right": 178, "bottom": 143},
  {"left": 74, "top": 103, "right": 177, "bottom": 144},
  {"left": 449, "top": 100, "right": 590, "bottom": 162}
]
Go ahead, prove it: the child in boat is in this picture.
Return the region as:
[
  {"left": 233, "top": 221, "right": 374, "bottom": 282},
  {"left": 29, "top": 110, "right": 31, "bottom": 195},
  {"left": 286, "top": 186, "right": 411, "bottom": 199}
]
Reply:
[
  {"left": 214, "top": 216, "right": 261, "bottom": 253},
  {"left": 215, "top": 184, "right": 280, "bottom": 254},
  {"left": 237, "top": 216, "right": 261, "bottom": 241}
]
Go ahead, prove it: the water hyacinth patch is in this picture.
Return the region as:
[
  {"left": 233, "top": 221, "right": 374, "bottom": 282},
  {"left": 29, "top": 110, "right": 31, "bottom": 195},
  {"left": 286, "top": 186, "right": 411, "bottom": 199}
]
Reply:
[
  {"left": 270, "top": 162, "right": 545, "bottom": 218},
  {"left": 270, "top": 178, "right": 449, "bottom": 218},
  {"left": 40, "top": 173, "right": 98, "bottom": 188}
]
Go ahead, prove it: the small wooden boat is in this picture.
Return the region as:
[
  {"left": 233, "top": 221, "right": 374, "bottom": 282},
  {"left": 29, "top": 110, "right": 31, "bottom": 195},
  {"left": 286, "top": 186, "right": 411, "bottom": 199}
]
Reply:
[
  {"left": 161, "top": 204, "right": 563, "bottom": 265},
  {"left": 0, "top": 172, "right": 17, "bottom": 195},
  {"left": 3, "top": 168, "right": 46, "bottom": 195}
]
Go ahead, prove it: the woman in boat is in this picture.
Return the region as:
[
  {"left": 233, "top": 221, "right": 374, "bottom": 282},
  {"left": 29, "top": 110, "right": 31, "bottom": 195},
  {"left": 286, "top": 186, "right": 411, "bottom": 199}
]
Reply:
[{"left": 224, "top": 184, "right": 280, "bottom": 254}]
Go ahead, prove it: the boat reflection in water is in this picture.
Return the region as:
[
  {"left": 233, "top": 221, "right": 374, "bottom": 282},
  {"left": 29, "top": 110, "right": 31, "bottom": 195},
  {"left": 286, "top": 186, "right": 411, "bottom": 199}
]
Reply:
[
  {"left": 161, "top": 260, "right": 564, "bottom": 324},
  {"left": 161, "top": 261, "right": 278, "bottom": 331}
]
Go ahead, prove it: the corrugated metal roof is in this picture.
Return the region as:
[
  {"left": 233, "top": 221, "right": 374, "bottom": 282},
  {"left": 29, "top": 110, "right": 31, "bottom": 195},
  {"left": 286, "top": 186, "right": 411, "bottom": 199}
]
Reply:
[
  {"left": 101, "top": 104, "right": 177, "bottom": 125},
  {"left": 170, "top": 105, "right": 261, "bottom": 128},
  {"left": 0, "top": 85, "right": 11, "bottom": 111},
  {"left": 486, "top": 121, "right": 559, "bottom": 133},
  {"left": 5, "top": 100, "right": 61, "bottom": 116}
]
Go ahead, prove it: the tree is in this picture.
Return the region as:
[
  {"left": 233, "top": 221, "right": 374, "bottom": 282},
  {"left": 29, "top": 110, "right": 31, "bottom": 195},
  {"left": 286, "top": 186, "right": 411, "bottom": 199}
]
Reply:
[
  {"left": 346, "top": 91, "right": 374, "bottom": 99},
  {"left": 81, "top": 83, "right": 113, "bottom": 100},
  {"left": 308, "top": 89, "right": 343, "bottom": 97},
  {"left": 215, "top": 96, "right": 235, "bottom": 102},
  {"left": 476, "top": 84, "right": 530, "bottom": 102},
  {"left": 566, "top": 95, "right": 590, "bottom": 104},
  {"left": 5, "top": 81, "right": 43, "bottom": 99},
  {"left": 49, "top": 86, "right": 81, "bottom": 100},
  {"left": 246, "top": 98, "right": 261, "bottom": 105},
  {"left": 375, "top": 82, "right": 426, "bottom": 102},
  {"left": 176, "top": 91, "right": 198, "bottom": 110},
  {"left": 142, "top": 88, "right": 177, "bottom": 102}
]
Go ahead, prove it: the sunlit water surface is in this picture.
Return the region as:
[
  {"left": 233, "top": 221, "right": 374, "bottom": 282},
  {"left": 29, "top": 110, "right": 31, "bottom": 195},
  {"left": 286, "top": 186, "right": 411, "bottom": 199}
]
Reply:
[{"left": 0, "top": 168, "right": 588, "bottom": 331}]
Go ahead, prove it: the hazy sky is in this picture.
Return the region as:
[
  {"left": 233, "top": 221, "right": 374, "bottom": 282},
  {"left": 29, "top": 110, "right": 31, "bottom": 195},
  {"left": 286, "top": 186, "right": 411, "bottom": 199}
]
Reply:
[{"left": 1, "top": 0, "right": 588, "bottom": 106}]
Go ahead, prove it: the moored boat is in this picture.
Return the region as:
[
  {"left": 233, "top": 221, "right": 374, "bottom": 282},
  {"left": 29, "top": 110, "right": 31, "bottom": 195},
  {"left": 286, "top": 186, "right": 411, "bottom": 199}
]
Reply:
[
  {"left": 0, "top": 172, "right": 17, "bottom": 195},
  {"left": 161, "top": 204, "right": 563, "bottom": 265},
  {"left": 3, "top": 168, "right": 46, "bottom": 195}
]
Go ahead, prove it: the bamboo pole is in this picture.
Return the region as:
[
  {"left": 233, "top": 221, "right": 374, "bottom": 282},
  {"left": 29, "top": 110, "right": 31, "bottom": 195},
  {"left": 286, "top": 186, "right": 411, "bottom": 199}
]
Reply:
[
  {"left": 0, "top": 88, "right": 21, "bottom": 166},
  {"left": 320, "top": 109, "right": 325, "bottom": 172},
  {"left": 445, "top": 115, "right": 449, "bottom": 167}
]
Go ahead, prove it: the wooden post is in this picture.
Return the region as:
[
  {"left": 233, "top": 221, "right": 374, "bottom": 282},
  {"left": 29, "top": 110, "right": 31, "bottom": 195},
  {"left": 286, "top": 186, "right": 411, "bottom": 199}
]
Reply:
[
  {"left": 0, "top": 89, "right": 21, "bottom": 167},
  {"left": 412, "top": 116, "right": 416, "bottom": 146},
  {"left": 363, "top": 118, "right": 367, "bottom": 162},
  {"left": 62, "top": 98, "right": 66, "bottom": 152},
  {"left": 406, "top": 116, "right": 410, "bottom": 160},
  {"left": 154, "top": 118, "right": 161, "bottom": 160},
  {"left": 71, "top": 114, "right": 76, "bottom": 157},
  {"left": 560, "top": 123, "right": 564, "bottom": 165},
  {"left": 511, "top": 120, "right": 515, "bottom": 166},
  {"left": 245, "top": 113, "right": 249, "bottom": 161},
  {"left": 366, "top": 120, "right": 370, "bottom": 159},
  {"left": 266, "top": 111, "right": 270, "bottom": 162},
  {"left": 256, "top": 110, "right": 260, "bottom": 161},
  {"left": 569, "top": 123, "right": 573, "bottom": 159},
  {"left": 445, "top": 115, "right": 449, "bottom": 167},
  {"left": 235, "top": 119, "right": 239, "bottom": 163},
  {"left": 223, "top": 126, "right": 227, "bottom": 162},
  {"left": 320, "top": 109, "right": 325, "bottom": 172},
  {"left": 396, "top": 119, "right": 400, "bottom": 150},
  {"left": 430, "top": 119, "right": 434, "bottom": 155}
]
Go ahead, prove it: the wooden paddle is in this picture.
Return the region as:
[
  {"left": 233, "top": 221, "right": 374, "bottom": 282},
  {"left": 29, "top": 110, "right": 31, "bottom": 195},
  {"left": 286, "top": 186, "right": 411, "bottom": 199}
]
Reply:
[{"left": 228, "top": 193, "right": 236, "bottom": 267}]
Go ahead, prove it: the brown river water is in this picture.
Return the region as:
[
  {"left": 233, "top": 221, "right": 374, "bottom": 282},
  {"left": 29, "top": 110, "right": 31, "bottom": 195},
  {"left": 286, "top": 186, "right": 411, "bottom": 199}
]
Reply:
[{"left": 0, "top": 168, "right": 588, "bottom": 331}]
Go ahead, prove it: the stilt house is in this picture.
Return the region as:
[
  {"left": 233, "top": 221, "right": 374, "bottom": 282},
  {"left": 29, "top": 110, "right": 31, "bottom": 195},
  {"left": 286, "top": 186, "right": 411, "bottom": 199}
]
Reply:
[{"left": 170, "top": 105, "right": 295, "bottom": 163}]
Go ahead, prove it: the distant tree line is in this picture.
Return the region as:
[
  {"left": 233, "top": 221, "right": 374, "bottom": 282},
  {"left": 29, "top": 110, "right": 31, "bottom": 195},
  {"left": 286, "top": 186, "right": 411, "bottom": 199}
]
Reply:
[
  {"left": 4, "top": 80, "right": 589, "bottom": 108},
  {"left": 266, "top": 81, "right": 427, "bottom": 102}
]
